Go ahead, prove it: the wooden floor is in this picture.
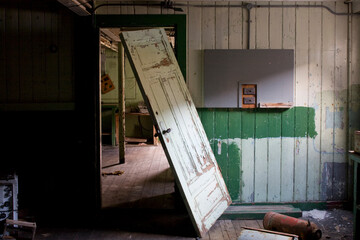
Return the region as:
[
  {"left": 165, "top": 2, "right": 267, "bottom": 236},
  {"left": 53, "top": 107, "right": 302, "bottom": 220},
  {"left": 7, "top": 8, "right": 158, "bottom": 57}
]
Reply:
[
  {"left": 101, "top": 144, "right": 175, "bottom": 209},
  {"left": 32, "top": 144, "right": 264, "bottom": 239},
  {"left": 33, "top": 144, "right": 352, "bottom": 239}
]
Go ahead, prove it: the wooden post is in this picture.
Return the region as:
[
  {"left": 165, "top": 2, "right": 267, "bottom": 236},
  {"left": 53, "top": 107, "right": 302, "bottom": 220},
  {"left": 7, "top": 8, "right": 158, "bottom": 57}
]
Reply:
[{"left": 118, "top": 42, "right": 125, "bottom": 164}]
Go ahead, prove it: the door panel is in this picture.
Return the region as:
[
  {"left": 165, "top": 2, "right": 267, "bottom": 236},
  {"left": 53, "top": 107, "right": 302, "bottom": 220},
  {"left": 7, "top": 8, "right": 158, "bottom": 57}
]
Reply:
[{"left": 120, "top": 28, "right": 231, "bottom": 237}]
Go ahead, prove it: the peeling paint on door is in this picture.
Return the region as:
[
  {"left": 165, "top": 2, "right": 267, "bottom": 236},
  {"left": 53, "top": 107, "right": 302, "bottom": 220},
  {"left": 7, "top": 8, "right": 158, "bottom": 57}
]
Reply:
[{"left": 120, "top": 28, "right": 231, "bottom": 237}]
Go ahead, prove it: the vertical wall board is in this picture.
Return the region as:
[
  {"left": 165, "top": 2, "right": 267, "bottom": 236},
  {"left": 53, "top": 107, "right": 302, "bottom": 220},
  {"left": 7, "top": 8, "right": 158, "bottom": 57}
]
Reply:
[
  {"left": 294, "top": 2, "right": 309, "bottom": 202},
  {"left": 32, "top": 4, "right": 47, "bottom": 102},
  {"left": 95, "top": 1, "right": 107, "bottom": 14},
  {"left": 161, "top": 4, "right": 175, "bottom": 15},
  {"left": 45, "top": 9, "right": 59, "bottom": 102},
  {"left": 267, "top": 111, "right": 281, "bottom": 202},
  {"left": 255, "top": 2, "right": 269, "bottom": 49},
  {"left": 253, "top": 3, "right": 269, "bottom": 202},
  {"left": 0, "top": 7, "right": 6, "bottom": 102},
  {"left": 188, "top": 4, "right": 202, "bottom": 106},
  {"left": 58, "top": 9, "right": 74, "bottom": 102},
  {"left": 281, "top": 109, "right": 295, "bottom": 202},
  {"left": 307, "top": 2, "right": 322, "bottom": 201},
  {"left": 248, "top": 3, "right": 255, "bottom": 49},
  {"left": 215, "top": 2, "right": 229, "bottom": 49},
  {"left": 176, "top": 2, "right": 188, "bottom": 84},
  {"left": 242, "top": 4, "right": 249, "bottom": 49},
  {"left": 214, "top": 110, "right": 229, "bottom": 183},
  {"left": 333, "top": 2, "right": 348, "bottom": 200},
  {"left": 269, "top": 2, "right": 282, "bottom": 49},
  {"left": 127, "top": 1, "right": 135, "bottom": 15},
  {"left": 254, "top": 111, "right": 268, "bottom": 202},
  {"left": 134, "top": 5, "right": 147, "bottom": 15},
  {"left": 229, "top": 2, "right": 243, "bottom": 49},
  {"left": 107, "top": 3, "right": 120, "bottom": 14},
  {"left": 202, "top": 1, "right": 215, "bottom": 50},
  {"left": 350, "top": 15, "right": 360, "bottom": 140},
  {"left": 5, "top": 6, "right": 20, "bottom": 102},
  {"left": 228, "top": 110, "right": 241, "bottom": 201},
  {"left": 241, "top": 110, "right": 255, "bottom": 202},
  {"left": 200, "top": 109, "right": 216, "bottom": 151},
  {"left": 282, "top": 5, "right": 295, "bottom": 50},
  {"left": 280, "top": 5, "right": 295, "bottom": 202},
  {"left": 320, "top": 2, "right": 336, "bottom": 201},
  {"left": 349, "top": 12, "right": 360, "bottom": 202},
  {"left": 294, "top": 109, "right": 309, "bottom": 201},
  {"left": 148, "top": 3, "right": 161, "bottom": 14},
  {"left": 19, "top": 2, "right": 33, "bottom": 102},
  {"left": 120, "top": 1, "right": 128, "bottom": 14}
]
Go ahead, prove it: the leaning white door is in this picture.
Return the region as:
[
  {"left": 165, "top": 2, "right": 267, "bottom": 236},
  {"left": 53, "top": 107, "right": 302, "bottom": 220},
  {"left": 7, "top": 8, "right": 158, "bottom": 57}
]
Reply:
[{"left": 120, "top": 28, "right": 231, "bottom": 237}]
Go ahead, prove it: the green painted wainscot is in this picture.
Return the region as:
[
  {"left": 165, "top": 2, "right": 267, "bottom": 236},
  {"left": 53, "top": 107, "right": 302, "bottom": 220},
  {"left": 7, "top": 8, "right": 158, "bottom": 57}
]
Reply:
[{"left": 197, "top": 107, "right": 343, "bottom": 205}]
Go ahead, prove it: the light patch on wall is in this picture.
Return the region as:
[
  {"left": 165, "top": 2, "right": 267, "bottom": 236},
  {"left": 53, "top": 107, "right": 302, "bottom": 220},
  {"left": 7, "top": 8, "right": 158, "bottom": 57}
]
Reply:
[{"left": 325, "top": 106, "right": 344, "bottom": 129}]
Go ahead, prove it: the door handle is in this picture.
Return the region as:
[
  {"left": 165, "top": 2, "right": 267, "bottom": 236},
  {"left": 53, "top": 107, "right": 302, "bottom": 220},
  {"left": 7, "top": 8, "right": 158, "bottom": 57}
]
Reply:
[{"left": 162, "top": 128, "right": 171, "bottom": 134}]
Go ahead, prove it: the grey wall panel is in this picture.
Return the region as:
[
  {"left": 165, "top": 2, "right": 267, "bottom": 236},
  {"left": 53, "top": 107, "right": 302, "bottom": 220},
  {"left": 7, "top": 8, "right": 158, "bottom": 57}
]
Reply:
[{"left": 204, "top": 49, "right": 294, "bottom": 108}]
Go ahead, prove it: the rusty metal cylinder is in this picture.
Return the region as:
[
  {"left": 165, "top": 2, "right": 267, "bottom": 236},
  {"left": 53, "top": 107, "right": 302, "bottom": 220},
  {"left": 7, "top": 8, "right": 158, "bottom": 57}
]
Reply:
[{"left": 263, "top": 212, "right": 322, "bottom": 240}]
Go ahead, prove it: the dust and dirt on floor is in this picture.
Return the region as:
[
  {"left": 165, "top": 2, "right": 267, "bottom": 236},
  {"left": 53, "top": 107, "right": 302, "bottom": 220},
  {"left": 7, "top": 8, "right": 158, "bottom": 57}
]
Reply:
[{"left": 301, "top": 209, "right": 353, "bottom": 240}]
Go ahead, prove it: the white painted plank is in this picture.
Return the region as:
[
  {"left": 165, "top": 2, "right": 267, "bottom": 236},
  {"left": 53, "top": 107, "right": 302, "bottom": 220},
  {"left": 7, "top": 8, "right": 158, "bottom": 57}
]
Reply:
[
  {"left": 248, "top": 3, "right": 256, "bottom": 49},
  {"left": 202, "top": 1, "right": 215, "bottom": 50},
  {"left": 268, "top": 118, "right": 281, "bottom": 202},
  {"left": 350, "top": 5, "right": 360, "bottom": 141},
  {"left": 294, "top": 2, "right": 309, "bottom": 202},
  {"left": 255, "top": 2, "right": 269, "bottom": 49},
  {"left": 307, "top": 2, "right": 322, "bottom": 201},
  {"left": 254, "top": 137, "right": 268, "bottom": 202},
  {"left": 215, "top": 2, "right": 228, "bottom": 49},
  {"left": 18, "top": 2, "right": 33, "bottom": 102},
  {"left": 0, "top": 7, "right": 5, "bottom": 102},
  {"left": 333, "top": 1, "right": 348, "bottom": 200},
  {"left": 267, "top": 2, "right": 282, "bottom": 202},
  {"left": 188, "top": 3, "right": 202, "bottom": 107},
  {"left": 320, "top": 1, "right": 336, "bottom": 201},
  {"left": 229, "top": 2, "right": 243, "bottom": 49},
  {"left": 254, "top": 3, "right": 269, "bottom": 202},
  {"left": 269, "top": 2, "right": 282, "bottom": 49},
  {"left": 176, "top": 1, "right": 188, "bottom": 84},
  {"left": 241, "top": 137, "right": 255, "bottom": 203},
  {"left": 280, "top": 6, "right": 295, "bottom": 202}
]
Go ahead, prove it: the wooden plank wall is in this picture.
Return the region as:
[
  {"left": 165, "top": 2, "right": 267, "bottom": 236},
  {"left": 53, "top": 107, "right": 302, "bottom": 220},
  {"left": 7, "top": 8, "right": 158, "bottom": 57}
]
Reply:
[
  {"left": 0, "top": 1, "right": 75, "bottom": 105},
  {"left": 96, "top": 1, "right": 360, "bottom": 203}
]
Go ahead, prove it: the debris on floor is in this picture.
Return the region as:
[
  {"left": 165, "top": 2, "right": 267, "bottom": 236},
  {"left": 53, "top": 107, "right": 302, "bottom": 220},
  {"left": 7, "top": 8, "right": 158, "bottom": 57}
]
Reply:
[
  {"left": 102, "top": 170, "right": 124, "bottom": 176},
  {"left": 302, "top": 209, "right": 327, "bottom": 220},
  {"left": 300, "top": 209, "right": 353, "bottom": 240}
]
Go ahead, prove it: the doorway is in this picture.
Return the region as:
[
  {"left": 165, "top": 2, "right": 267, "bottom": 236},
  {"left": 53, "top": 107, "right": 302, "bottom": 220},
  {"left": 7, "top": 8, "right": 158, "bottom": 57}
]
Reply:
[{"left": 96, "top": 15, "right": 186, "bottom": 209}]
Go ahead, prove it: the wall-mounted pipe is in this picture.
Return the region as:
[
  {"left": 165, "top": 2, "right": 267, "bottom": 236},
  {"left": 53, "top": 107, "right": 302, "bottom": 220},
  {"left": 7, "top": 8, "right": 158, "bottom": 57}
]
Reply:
[{"left": 93, "top": 1, "right": 357, "bottom": 50}]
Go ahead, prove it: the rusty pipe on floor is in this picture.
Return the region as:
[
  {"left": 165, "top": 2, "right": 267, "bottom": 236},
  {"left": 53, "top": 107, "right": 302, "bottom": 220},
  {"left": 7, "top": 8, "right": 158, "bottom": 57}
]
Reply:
[{"left": 263, "top": 212, "right": 322, "bottom": 240}]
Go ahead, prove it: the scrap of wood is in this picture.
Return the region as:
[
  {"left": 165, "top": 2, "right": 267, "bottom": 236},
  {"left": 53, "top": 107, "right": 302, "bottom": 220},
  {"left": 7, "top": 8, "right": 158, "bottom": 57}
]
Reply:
[{"left": 102, "top": 170, "right": 124, "bottom": 176}]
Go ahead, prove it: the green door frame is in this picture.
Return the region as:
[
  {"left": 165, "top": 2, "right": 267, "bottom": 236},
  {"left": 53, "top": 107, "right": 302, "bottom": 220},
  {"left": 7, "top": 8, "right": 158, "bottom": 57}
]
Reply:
[{"left": 95, "top": 14, "right": 187, "bottom": 78}]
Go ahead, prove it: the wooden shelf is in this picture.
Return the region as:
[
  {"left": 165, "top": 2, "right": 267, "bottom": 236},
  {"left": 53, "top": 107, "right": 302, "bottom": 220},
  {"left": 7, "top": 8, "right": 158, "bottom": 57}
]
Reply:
[{"left": 126, "top": 112, "right": 150, "bottom": 116}]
